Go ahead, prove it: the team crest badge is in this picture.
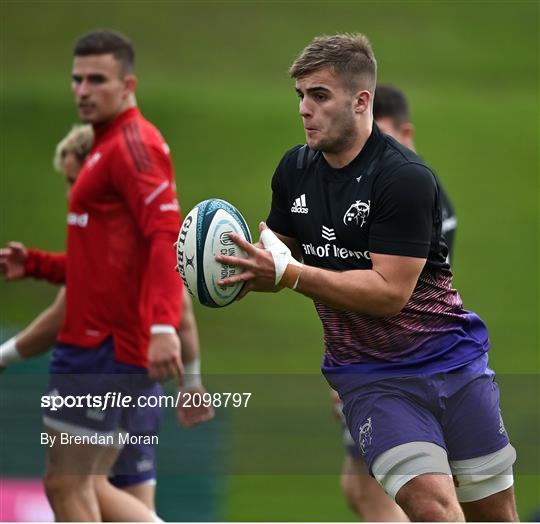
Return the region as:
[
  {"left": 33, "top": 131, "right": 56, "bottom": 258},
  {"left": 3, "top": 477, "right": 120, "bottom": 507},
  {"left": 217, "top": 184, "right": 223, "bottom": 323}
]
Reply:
[
  {"left": 358, "top": 417, "right": 373, "bottom": 454},
  {"left": 343, "top": 200, "right": 371, "bottom": 227}
]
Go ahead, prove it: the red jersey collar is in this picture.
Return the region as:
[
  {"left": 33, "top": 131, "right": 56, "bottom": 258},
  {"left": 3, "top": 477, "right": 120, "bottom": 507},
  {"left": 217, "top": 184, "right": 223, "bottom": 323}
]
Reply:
[{"left": 93, "top": 107, "right": 140, "bottom": 142}]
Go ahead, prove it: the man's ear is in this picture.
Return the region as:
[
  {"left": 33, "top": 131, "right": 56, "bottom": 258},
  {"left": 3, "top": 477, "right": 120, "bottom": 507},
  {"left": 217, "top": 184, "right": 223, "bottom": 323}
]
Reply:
[
  {"left": 123, "top": 74, "right": 138, "bottom": 98},
  {"left": 400, "top": 122, "right": 415, "bottom": 149},
  {"left": 354, "top": 90, "right": 371, "bottom": 114}
]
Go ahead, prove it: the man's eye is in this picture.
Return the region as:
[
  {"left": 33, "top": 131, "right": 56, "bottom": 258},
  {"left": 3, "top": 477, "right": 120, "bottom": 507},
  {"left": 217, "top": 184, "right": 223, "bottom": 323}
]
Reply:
[
  {"left": 90, "top": 77, "right": 106, "bottom": 85},
  {"left": 315, "top": 94, "right": 327, "bottom": 102}
]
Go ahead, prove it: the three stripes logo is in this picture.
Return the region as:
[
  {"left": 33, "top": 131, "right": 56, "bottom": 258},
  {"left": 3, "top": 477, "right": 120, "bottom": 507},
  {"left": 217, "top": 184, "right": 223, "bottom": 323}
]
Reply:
[
  {"left": 291, "top": 194, "right": 309, "bottom": 214},
  {"left": 321, "top": 225, "right": 336, "bottom": 241}
]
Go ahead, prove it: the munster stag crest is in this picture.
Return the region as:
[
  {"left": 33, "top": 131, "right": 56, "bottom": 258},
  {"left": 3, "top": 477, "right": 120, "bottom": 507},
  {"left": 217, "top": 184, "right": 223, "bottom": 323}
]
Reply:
[{"left": 343, "top": 200, "right": 371, "bottom": 227}]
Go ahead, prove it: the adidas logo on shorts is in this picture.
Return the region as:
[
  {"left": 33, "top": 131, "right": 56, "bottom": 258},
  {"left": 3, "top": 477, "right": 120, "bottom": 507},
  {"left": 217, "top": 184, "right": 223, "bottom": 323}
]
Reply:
[{"left": 291, "top": 194, "right": 309, "bottom": 214}]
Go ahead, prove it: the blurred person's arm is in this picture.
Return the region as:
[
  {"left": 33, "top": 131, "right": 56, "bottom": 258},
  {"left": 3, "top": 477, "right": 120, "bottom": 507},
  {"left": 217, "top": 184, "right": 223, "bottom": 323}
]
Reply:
[
  {"left": 0, "top": 287, "right": 65, "bottom": 368},
  {"left": 179, "top": 292, "right": 200, "bottom": 365},
  {"left": 0, "top": 241, "right": 66, "bottom": 283},
  {"left": 176, "top": 291, "right": 215, "bottom": 427}
]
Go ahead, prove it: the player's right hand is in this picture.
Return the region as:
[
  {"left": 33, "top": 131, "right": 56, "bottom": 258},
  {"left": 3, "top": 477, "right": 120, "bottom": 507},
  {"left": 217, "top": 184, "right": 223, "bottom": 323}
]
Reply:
[
  {"left": 176, "top": 385, "right": 215, "bottom": 428},
  {"left": 0, "top": 242, "right": 28, "bottom": 280},
  {"left": 147, "top": 332, "right": 183, "bottom": 382}
]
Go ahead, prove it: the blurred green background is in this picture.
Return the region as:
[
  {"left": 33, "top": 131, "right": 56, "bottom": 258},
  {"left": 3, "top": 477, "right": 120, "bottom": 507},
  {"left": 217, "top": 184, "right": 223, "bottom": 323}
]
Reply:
[{"left": 1, "top": 0, "right": 538, "bottom": 521}]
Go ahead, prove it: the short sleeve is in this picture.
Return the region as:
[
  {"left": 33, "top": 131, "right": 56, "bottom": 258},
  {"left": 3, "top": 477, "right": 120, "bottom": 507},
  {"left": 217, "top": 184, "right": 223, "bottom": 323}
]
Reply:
[
  {"left": 266, "top": 146, "right": 302, "bottom": 237},
  {"left": 369, "top": 163, "right": 437, "bottom": 258}
]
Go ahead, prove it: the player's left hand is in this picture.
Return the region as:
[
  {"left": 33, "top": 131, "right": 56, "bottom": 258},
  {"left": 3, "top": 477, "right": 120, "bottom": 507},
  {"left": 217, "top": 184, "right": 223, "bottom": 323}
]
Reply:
[
  {"left": 0, "top": 241, "right": 28, "bottom": 280},
  {"left": 147, "top": 332, "right": 183, "bottom": 382},
  {"left": 176, "top": 385, "right": 215, "bottom": 428},
  {"left": 217, "top": 222, "right": 302, "bottom": 300},
  {"left": 216, "top": 227, "right": 280, "bottom": 298}
]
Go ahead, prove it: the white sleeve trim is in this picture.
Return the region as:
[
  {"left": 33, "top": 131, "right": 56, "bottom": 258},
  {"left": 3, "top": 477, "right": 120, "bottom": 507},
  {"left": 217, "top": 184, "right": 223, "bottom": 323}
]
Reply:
[
  {"left": 144, "top": 180, "right": 170, "bottom": 205},
  {"left": 150, "top": 324, "right": 177, "bottom": 335}
]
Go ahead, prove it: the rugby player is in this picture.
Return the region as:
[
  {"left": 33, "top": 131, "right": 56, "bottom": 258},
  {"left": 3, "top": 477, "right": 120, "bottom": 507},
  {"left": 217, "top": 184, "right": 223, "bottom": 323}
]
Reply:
[
  {"left": 217, "top": 34, "right": 518, "bottom": 521},
  {"left": 0, "top": 30, "right": 183, "bottom": 521},
  {"left": 0, "top": 125, "right": 214, "bottom": 516}
]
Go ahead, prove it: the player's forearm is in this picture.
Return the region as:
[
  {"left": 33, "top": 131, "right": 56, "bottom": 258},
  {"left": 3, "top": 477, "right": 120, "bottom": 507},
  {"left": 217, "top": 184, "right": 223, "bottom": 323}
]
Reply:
[
  {"left": 25, "top": 249, "right": 66, "bottom": 284},
  {"left": 147, "top": 232, "right": 183, "bottom": 329},
  {"left": 16, "top": 287, "right": 65, "bottom": 357},
  {"left": 179, "top": 294, "right": 200, "bottom": 364},
  {"left": 294, "top": 265, "right": 409, "bottom": 316},
  {"left": 177, "top": 292, "right": 202, "bottom": 389},
  {"left": 16, "top": 313, "right": 60, "bottom": 357},
  {"left": 179, "top": 324, "right": 202, "bottom": 390}
]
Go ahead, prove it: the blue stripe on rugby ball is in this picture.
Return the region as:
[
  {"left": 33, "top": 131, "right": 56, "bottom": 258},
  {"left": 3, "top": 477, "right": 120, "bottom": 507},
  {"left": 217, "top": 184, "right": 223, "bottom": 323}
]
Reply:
[
  {"left": 212, "top": 199, "right": 252, "bottom": 243},
  {"left": 195, "top": 200, "right": 216, "bottom": 307}
]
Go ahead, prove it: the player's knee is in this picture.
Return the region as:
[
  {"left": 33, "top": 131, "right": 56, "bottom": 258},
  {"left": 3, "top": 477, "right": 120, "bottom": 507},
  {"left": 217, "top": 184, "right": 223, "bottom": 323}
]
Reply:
[
  {"left": 44, "top": 472, "right": 92, "bottom": 502},
  {"left": 44, "top": 472, "right": 66, "bottom": 499},
  {"left": 451, "top": 444, "right": 516, "bottom": 504},
  {"left": 462, "top": 487, "right": 518, "bottom": 522},
  {"left": 397, "top": 476, "right": 463, "bottom": 521},
  {"left": 372, "top": 442, "right": 452, "bottom": 500},
  {"left": 400, "top": 494, "right": 462, "bottom": 522},
  {"left": 373, "top": 442, "right": 463, "bottom": 521}
]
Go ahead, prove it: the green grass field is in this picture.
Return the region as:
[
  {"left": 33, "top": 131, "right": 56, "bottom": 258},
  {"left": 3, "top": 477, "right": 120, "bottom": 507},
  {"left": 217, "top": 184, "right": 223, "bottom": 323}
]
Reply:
[{"left": 1, "top": 1, "right": 538, "bottom": 520}]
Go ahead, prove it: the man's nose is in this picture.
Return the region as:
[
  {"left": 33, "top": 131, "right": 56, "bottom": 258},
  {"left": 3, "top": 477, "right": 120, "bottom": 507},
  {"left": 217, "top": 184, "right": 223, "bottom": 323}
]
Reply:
[
  {"left": 75, "top": 79, "right": 90, "bottom": 97},
  {"left": 299, "top": 98, "right": 312, "bottom": 119}
]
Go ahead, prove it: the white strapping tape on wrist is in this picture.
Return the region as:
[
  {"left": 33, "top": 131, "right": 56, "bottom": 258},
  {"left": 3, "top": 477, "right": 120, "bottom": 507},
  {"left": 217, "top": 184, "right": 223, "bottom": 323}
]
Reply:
[
  {"left": 0, "top": 337, "right": 21, "bottom": 366},
  {"left": 270, "top": 251, "right": 290, "bottom": 285},
  {"left": 182, "top": 358, "right": 202, "bottom": 389},
  {"left": 260, "top": 228, "right": 303, "bottom": 286}
]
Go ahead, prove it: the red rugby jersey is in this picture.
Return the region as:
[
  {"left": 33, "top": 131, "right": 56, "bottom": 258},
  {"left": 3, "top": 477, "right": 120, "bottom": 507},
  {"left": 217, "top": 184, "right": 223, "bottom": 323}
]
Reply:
[{"left": 27, "top": 107, "right": 183, "bottom": 367}]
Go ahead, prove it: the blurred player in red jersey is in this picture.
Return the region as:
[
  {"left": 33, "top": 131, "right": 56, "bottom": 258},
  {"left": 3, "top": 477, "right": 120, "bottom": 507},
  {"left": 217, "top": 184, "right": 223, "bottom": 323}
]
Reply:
[
  {"left": 0, "top": 30, "right": 184, "bottom": 521},
  {"left": 0, "top": 124, "right": 214, "bottom": 518}
]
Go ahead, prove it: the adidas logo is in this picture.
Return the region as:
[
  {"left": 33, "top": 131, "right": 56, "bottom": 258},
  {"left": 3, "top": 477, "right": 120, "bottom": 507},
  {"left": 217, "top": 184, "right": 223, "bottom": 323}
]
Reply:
[
  {"left": 291, "top": 194, "right": 309, "bottom": 214},
  {"left": 321, "top": 225, "right": 336, "bottom": 241}
]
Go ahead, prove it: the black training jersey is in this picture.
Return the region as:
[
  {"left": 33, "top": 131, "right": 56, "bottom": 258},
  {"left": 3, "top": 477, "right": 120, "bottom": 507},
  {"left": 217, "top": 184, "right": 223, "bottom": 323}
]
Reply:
[{"left": 267, "top": 124, "right": 488, "bottom": 370}]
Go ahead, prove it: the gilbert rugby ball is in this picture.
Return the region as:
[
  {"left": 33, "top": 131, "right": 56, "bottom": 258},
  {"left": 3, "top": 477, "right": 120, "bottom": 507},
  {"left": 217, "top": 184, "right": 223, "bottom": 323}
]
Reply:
[{"left": 176, "top": 199, "right": 252, "bottom": 308}]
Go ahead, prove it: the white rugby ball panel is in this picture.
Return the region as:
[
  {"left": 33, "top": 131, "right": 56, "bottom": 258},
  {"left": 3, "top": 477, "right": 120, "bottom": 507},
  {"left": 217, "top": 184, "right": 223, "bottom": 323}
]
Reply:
[
  {"left": 176, "top": 205, "right": 199, "bottom": 299},
  {"left": 203, "top": 208, "right": 248, "bottom": 307}
]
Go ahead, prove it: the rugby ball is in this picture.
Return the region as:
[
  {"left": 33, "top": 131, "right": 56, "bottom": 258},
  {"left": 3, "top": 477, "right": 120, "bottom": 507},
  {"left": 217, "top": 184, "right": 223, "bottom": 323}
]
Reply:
[{"left": 176, "top": 199, "right": 252, "bottom": 308}]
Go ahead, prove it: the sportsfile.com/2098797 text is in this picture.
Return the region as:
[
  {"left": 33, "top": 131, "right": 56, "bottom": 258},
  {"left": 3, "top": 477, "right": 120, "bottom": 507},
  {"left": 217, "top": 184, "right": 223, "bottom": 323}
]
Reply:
[{"left": 41, "top": 391, "right": 252, "bottom": 411}]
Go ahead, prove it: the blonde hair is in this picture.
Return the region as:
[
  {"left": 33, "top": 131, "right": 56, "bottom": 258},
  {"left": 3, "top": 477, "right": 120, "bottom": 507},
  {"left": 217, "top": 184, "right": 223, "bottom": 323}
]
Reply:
[
  {"left": 53, "top": 125, "right": 94, "bottom": 172},
  {"left": 289, "top": 33, "right": 377, "bottom": 93}
]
